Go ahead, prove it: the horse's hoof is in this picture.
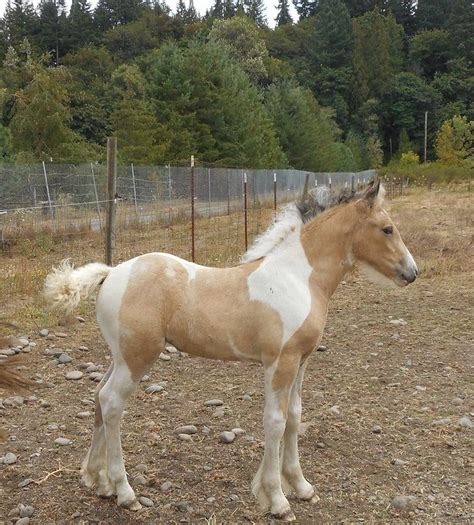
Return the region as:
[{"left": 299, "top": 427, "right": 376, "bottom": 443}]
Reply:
[
  {"left": 272, "top": 509, "right": 296, "bottom": 522},
  {"left": 120, "top": 498, "right": 142, "bottom": 511}
]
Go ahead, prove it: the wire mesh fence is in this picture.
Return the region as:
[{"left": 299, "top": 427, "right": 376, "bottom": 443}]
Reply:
[{"left": 0, "top": 163, "right": 376, "bottom": 296}]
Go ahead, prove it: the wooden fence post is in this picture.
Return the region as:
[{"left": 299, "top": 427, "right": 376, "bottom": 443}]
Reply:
[
  {"left": 105, "top": 137, "right": 117, "bottom": 266},
  {"left": 243, "top": 172, "right": 248, "bottom": 251}
]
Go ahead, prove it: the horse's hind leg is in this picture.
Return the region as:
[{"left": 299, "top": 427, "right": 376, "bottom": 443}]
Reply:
[
  {"left": 99, "top": 359, "right": 141, "bottom": 510},
  {"left": 81, "top": 363, "right": 114, "bottom": 495}
]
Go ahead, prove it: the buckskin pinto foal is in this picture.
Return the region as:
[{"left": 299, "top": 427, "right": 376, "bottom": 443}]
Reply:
[{"left": 44, "top": 181, "right": 418, "bottom": 521}]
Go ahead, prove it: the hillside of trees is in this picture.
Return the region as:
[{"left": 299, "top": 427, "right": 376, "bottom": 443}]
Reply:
[{"left": 0, "top": 0, "right": 472, "bottom": 171}]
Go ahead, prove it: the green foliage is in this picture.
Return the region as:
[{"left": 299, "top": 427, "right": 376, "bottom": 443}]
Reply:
[
  {"left": 266, "top": 82, "right": 344, "bottom": 171},
  {"left": 399, "top": 151, "right": 419, "bottom": 165},
  {"left": 435, "top": 115, "right": 473, "bottom": 167},
  {"left": 275, "top": 0, "right": 292, "bottom": 26},
  {"left": 147, "top": 41, "right": 285, "bottom": 167},
  {"left": 410, "top": 29, "right": 451, "bottom": 79},
  {"left": 397, "top": 128, "right": 413, "bottom": 155},
  {"left": 208, "top": 16, "right": 269, "bottom": 84}
]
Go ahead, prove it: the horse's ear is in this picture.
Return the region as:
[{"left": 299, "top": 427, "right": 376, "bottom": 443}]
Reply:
[{"left": 361, "top": 180, "right": 384, "bottom": 207}]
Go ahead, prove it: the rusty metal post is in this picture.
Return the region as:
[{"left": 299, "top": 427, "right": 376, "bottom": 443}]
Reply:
[
  {"left": 191, "top": 155, "right": 195, "bottom": 262},
  {"left": 105, "top": 137, "right": 117, "bottom": 266},
  {"left": 243, "top": 172, "right": 248, "bottom": 252},
  {"left": 273, "top": 172, "right": 277, "bottom": 215}
]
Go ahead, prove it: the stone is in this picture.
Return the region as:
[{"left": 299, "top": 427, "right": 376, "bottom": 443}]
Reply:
[
  {"left": 219, "top": 431, "right": 236, "bottom": 444},
  {"left": 451, "top": 398, "right": 464, "bottom": 406},
  {"left": 372, "top": 425, "right": 382, "bottom": 434},
  {"left": 4, "top": 396, "right": 24, "bottom": 407},
  {"left": 54, "top": 437, "right": 72, "bottom": 446},
  {"left": 78, "top": 346, "right": 88, "bottom": 351},
  {"left": 159, "top": 352, "right": 171, "bottom": 361},
  {"left": 65, "top": 371, "right": 83, "bottom": 380},
  {"left": 89, "top": 372, "right": 103, "bottom": 382},
  {"left": 0, "top": 349, "right": 16, "bottom": 356},
  {"left": 415, "top": 385, "right": 427, "bottom": 391},
  {"left": 316, "top": 345, "right": 327, "bottom": 352},
  {"left": 3, "top": 452, "right": 17, "bottom": 464},
  {"left": 58, "top": 353, "right": 72, "bottom": 364},
  {"left": 132, "top": 475, "right": 147, "bottom": 486},
  {"left": 242, "top": 394, "right": 252, "bottom": 401},
  {"left": 140, "top": 375, "right": 150, "bottom": 382},
  {"left": 55, "top": 332, "right": 68, "bottom": 338},
  {"left": 18, "top": 478, "right": 34, "bottom": 488},
  {"left": 432, "top": 418, "right": 452, "bottom": 426},
  {"left": 76, "top": 316, "right": 85, "bottom": 323},
  {"left": 165, "top": 345, "right": 178, "bottom": 353},
  {"left": 391, "top": 495, "right": 417, "bottom": 511},
  {"left": 458, "top": 416, "right": 473, "bottom": 429},
  {"left": 175, "top": 425, "right": 198, "bottom": 435},
  {"left": 204, "top": 399, "right": 224, "bottom": 407},
  {"left": 207, "top": 497, "right": 216, "bottom": 503},
  {"left": 16, "top": 518, "right": 30, "bottom": 525},
  {"left": 392, "top": 459, "right": 408, "bottom": 467},
  {"left": 138, "top": 496, "right": 154, "bottom": 507},
  {"left": 175, "top": 501, "right": 192, "bottom": 512},
  {"left": 178, "top": 433, "right": 192, "bottom": 442},
  {"left": 231, "top": 428, "right": 245, "bottom": 435},
  {"left": 76, "top": 411, "right": 91, "bottom": 419},
  {"left": 85, "top": 365, "right": 99, "bottom": 373},
  {"left": 18, "top": 504, "right": 34, "bottom": 518},
  {"left": 328, "top": 405, "right": 340, "bottom": 416},
  {"left": 229, "top": 494, "right": 239, "bottom": 502},
  {"left": 135, "top": 464, "right": 147, "bottom": 473},
  {"left": 39, "top": 329, "right": 49, "bottom": 337},
  {"left": 145, "top": 384, "right": 164, "bottom": 394},
  {"left": 161, "top": 481, "right": 172, "bottom": 492},
  {"left": 389, "top": 319, "right": 407, "bottom": 326}
]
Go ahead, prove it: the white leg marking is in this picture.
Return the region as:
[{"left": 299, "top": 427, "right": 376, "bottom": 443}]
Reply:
[
  {"left": 252, "top": 363, "right": 295, "bottom": 520},
  {"left": 281, "top": 361, "right": 319, "bottom": 503},
  {"left": 99, "top": 361, "right": 141, "bottom": 510},
  {"left": 81, "top": 364, "right": 114, "bottom": 494}
]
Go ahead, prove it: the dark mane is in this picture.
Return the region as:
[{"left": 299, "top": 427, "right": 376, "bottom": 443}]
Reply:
[{"left": 296, "top": 187, "right": 360, "bottom": 224}]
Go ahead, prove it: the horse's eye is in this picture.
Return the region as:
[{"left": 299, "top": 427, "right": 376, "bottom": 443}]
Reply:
[{"left": 383, "top": 226, "right": 393, "bottom": 235}]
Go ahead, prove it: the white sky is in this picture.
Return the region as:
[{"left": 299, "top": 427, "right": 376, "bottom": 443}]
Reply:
[{"left": 0, "top": 0, "right": 297, "bottom": 28}]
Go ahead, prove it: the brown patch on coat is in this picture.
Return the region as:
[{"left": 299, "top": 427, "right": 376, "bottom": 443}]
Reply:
[{"left": 119, "top": 255, "right": 285, "bottom": 381}]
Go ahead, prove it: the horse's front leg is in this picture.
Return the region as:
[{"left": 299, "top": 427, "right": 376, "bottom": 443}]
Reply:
[
  {"left": 281, "top": 358, "right": 319, "bottom": 503},
  {"left": 252, "top": 357, "right": 300, "bottom": 521}
]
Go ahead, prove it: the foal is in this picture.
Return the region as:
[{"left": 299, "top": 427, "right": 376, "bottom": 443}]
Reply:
[{"left": 44, "top": 181, "right": 417, "bottom": 520}]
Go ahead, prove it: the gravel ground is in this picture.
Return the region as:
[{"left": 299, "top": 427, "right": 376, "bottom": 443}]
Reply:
[{"left": 1, "top": 189, "right": 473, "bottom": 524}]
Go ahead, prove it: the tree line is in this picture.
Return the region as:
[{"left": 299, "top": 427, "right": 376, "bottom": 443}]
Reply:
[{"left": 0, "top": 0, "right": 472, "bottom": 170}]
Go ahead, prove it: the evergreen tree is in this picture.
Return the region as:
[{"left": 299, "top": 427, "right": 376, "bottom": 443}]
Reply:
[
  {"left": 94, "top": 0, "right": 147, "bottom": 31},
  {"left": 37, "top": 0, "right": 67, "bottom": 64},
  {"left": 397, "top": 127, "right": 413, "bottom": 154},
  {"left": 342, "top": 0, "right": 376, "bottom": 17},
  {"left": 185, "top": 0, "right": 199, "bottom": 23},
  {"left": 384, "top": 0, "right": 416, "bottom": 35},
  {"left": 65, "top": 0, "right": 95, "bottom": 52},
  {"left": 276, "top": 0, "right": 292, "bottom": 26},
  {"left": 211, "top": 0, "right": 224, "bottom": 18},
  {"left": 3, "top": 0, "right": 38, "bottom": 48},
  {"left": 175, "top": 0, "right": 188, "bottom": 20},
  {"left": 446, "top": 0, "right": 474, "bottom": 65},
  {"left": 292, "top": 0, "right": 316, "bottom": 19},
  {"left": 244, "top": 0, "right": 266, "bottom": 26},
  {"left": 416, "top": 0, "right": 451, "bottom": 30},
  {"left": 223, "top": 0, "right": 236, "bottom": 18}
]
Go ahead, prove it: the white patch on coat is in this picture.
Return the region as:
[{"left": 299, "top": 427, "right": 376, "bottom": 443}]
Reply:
[
  {"left": 247, "top": 232, "right": 312, "bottom": 348},
  {"left": 242, "top": 204, "right": 302, "bottom": 263},
  {"left": 164, "top": 266, "right": 176, "bottom": 279},
  {"left": 160, "top": 253, "right": 201, "bottom": 282},
  {"left": 96, "top": 257, "right": 136, "bottom": 362}
]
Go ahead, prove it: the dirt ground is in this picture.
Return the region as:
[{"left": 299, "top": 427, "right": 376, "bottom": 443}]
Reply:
[{"left": 1, "top": 188, "right": 473, "bottom": 524}]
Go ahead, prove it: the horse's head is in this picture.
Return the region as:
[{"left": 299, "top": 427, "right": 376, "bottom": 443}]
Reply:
[{"left": 352, "top": 181, "right": 418, "bottom": 287}]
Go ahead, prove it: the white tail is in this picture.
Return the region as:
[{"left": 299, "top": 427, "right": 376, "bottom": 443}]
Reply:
[{"left": 44, "top": 259, "right": 111, "bottom": 313}]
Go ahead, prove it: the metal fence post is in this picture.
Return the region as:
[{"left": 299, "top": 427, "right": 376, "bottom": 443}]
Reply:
[
  {"left": 208, "top": 167, "right": 211, "bottom": 219},
  {"left": 351, "top": 174, "right": 355, "bottom": 192},
  {"left": 273, "top": 172, "right": 277, "bottom": 215},
  {"left": 329, "top": 176, "right": 332, "bottom": 191},
  {"left": 105, "top": 137, "right": 117, "bottom": 266},
  {"left": 90, "top": 162, "right": 102, "bottom": 232},
  {"left": 227, "top": 170, "right": 230, "bottom": 216},
  {"left": 191, "top": 155, "right": 195, "bottom": 262},
  {"left": 167, "top": 164, "right": 172, "bottom": 225},
  {"left": 42, "top": 161, "right": 55, "bottom": 227},
  {"left": 243, "top": 172, "right": 248, "bottom": 252},
  {"left": 131, "top": 163, "right": 139, "bottom": 219}
]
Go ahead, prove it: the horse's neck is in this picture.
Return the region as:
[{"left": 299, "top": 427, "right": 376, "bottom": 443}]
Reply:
[{"left": 299, "top": 205, "right": 356, "bottom": 298}]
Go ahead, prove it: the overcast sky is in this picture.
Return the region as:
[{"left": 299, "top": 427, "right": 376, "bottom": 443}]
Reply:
[{"left": 0, "top": 0, "right": 298, "bottom": 28}]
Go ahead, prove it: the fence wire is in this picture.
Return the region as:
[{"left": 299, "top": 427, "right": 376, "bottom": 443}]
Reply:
[{"left": 0, "top": 163, "right": 379, "bottom": 296}]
